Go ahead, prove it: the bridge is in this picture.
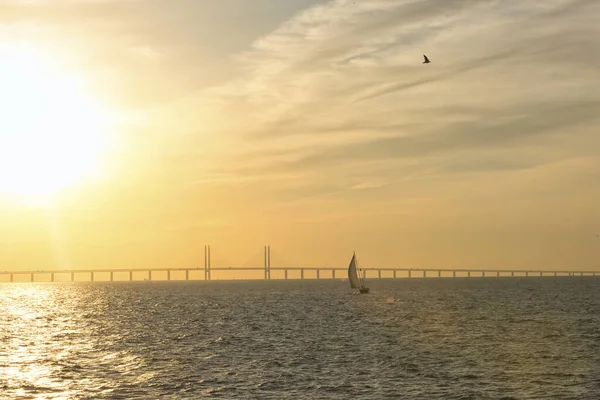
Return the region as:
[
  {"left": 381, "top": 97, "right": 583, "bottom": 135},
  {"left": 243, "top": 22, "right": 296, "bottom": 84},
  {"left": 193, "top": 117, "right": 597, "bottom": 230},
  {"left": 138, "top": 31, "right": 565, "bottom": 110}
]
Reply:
[{"left": 1, "top": 246, "right": 598, "bottom": 282}]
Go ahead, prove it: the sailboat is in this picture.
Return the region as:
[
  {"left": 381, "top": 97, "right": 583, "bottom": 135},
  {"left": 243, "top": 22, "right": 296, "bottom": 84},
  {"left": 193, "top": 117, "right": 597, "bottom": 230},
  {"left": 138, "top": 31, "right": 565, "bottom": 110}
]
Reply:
[{"left": 348, "top": 252, "right": 370, "bottom": 294}]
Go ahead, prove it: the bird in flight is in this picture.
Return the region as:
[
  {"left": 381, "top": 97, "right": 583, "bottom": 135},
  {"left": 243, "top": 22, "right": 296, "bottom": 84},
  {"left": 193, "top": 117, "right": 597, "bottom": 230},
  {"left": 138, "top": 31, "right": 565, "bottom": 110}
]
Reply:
[{"left": 423, "top": 54, "right": 431, "bottom": 64}]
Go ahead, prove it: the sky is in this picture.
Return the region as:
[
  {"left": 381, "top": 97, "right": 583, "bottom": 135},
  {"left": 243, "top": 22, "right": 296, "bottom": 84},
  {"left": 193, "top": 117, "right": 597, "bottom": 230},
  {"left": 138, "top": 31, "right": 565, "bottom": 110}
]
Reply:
[{"left": 0, "top": 0, "right": 599, "bottom": 272}]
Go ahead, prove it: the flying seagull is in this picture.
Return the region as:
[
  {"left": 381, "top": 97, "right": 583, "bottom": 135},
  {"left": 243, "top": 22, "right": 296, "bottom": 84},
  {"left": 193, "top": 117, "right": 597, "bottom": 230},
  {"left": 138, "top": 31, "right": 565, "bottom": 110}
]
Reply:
[{"left": 423, "top": 54, "right": 431, "bottom": 64}]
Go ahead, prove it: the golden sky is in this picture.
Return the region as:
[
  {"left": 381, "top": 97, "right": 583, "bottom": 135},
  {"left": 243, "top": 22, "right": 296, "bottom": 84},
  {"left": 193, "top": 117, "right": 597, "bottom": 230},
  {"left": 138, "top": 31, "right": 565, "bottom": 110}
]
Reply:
[{"left": 0, "top": 0, "right": 599, "bottom": 271}]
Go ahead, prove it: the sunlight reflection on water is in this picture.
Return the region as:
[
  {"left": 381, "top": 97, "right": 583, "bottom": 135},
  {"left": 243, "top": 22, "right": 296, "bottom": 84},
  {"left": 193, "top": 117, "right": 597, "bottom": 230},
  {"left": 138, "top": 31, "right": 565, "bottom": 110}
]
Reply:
[{"left": 0, "top": 279, "right": 599, "bottom": 399}]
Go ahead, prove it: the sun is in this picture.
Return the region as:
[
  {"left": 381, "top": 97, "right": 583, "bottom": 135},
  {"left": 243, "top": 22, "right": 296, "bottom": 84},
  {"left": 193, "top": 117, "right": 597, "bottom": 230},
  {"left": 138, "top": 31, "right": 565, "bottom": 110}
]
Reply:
[{"left": 0, "top": 44, "right": 110, "bottom": 205}]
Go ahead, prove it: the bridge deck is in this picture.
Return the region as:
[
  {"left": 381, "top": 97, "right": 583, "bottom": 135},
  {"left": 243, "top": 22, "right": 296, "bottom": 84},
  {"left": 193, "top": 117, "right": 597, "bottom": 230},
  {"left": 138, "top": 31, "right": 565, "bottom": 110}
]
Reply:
[{"left": 0, "top": 266, "right": 598, "bottom": 282}]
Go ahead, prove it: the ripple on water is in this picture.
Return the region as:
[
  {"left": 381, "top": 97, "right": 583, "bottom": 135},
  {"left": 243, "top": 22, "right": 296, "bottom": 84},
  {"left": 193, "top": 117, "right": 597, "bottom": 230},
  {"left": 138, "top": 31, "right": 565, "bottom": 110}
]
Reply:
[{"left": 0, "top": 279, "right": 599, "bottom": 399}]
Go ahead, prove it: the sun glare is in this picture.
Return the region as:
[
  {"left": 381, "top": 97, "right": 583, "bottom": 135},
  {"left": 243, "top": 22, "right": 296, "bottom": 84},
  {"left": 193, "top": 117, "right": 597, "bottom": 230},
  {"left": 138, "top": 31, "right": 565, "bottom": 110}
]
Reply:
[{"left": 0, "top": 45, "right": 110, "bottom": 205}]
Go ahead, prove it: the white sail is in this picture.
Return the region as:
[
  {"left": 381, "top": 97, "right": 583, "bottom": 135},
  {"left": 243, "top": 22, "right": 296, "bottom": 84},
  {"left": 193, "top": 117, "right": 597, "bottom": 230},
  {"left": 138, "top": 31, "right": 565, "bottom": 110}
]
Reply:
[{"left": 348, "top": 253, "right": 360, "bottom": 289}]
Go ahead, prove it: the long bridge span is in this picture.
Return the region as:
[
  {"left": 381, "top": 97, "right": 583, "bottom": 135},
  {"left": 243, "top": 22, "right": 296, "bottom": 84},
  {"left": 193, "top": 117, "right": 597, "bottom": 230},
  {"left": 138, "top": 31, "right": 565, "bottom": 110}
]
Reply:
[
  {"left": 1, "top": 246, "right": 598, "bottom": 282},
  {"left": 0, "top": 267, "right": 598, "bottom": 283}
]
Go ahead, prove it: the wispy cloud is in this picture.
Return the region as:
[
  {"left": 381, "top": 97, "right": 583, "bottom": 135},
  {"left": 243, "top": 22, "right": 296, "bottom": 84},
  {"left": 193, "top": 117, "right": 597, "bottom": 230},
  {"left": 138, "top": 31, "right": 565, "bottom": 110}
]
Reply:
[
  {"left": 198, "top": 0, "right": 600, "bottom": 204},
  {"left": 2, "top": 0, "right": 600, "bottom": 268}
]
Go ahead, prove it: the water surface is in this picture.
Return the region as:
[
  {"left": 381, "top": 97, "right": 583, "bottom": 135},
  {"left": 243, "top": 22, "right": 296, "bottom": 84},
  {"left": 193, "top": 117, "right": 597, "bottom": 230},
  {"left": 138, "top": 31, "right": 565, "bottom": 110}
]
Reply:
[{"left": 1, "top": 278, "right": 599, "bottom": 399}]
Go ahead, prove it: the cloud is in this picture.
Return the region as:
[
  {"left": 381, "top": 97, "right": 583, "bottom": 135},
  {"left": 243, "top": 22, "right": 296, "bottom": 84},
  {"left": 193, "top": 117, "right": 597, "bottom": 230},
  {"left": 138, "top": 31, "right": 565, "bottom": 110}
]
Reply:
[
  {"left": 2, "top": 0, "right": 600, "bottom": 269},
  {"left": 196, "top": 0, "right": 600, "bottom": 203}
]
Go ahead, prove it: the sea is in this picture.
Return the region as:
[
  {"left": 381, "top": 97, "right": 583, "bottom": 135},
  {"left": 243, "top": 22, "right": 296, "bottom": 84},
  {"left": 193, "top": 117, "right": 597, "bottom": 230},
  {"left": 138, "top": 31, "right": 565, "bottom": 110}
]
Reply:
[{"left": 1, "top": 277, "right": 599, "bottom": 399}]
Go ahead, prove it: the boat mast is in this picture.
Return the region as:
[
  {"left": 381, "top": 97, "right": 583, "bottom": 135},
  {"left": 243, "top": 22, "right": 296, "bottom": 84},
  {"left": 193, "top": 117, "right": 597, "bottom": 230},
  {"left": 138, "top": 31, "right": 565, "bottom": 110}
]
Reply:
[
  {"left": 356, "top": 254, "right": 365, "bottom": 288},
  {"left": 355, "top": 251, "right": 362, "bottom": 287}
]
